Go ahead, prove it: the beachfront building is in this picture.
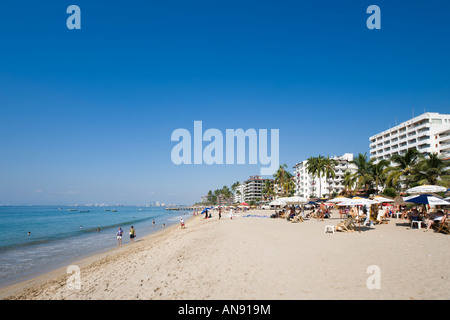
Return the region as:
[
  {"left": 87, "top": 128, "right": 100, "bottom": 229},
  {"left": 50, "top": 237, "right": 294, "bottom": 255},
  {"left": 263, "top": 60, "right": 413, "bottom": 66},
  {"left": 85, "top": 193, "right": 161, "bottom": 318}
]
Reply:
[
  {"left": 293, "top": 153, "right": 356, "bottom": 199},
  {"left": 437, "top": 128, "right": 450, "bottom": 159},
  {"left": 369, "top": 112, "right": 450, "bottom": 161},
  {"left": 233, "top": 183, "right": 245, "bottom": 203},
  {"left": 243, "top": 175, "right": 268, "bottom": 203}
]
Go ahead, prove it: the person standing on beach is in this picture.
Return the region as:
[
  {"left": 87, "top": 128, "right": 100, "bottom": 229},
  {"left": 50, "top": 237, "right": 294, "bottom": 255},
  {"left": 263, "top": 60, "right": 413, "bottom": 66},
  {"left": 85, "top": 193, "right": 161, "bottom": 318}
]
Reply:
[
  {"left": 180, "top": 218, "right": 185, "bottom": 229},
  {"left": 318, "top": 202, "right": 325, "bottom": 221},
  {"left": 117, "top": 227, "right": 123, "bottom": 246},
  {"left": 129, "top": 226, "right": 136, "bottom": 243}
]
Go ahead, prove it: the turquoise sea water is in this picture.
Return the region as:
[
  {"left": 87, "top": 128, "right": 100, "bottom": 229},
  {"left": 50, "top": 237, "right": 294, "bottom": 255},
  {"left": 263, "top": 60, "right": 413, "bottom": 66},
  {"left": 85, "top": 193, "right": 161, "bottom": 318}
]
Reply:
[{"left": 0, "top": 206, "right": 191, "bottom": 288}]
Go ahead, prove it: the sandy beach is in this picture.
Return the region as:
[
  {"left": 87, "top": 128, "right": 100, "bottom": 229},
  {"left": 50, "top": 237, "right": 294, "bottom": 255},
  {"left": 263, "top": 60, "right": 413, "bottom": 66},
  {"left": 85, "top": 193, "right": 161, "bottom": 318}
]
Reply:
[{"left": 1, "top": 209, "right": 449, "bottom": 300}]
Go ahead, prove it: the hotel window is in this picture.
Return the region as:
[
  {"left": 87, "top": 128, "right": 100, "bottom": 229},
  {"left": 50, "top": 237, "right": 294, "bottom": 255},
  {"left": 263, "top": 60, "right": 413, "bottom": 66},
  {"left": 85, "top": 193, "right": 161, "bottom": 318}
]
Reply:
[{"left": 431, "top": 119, "right": 442, "bottom": 124}]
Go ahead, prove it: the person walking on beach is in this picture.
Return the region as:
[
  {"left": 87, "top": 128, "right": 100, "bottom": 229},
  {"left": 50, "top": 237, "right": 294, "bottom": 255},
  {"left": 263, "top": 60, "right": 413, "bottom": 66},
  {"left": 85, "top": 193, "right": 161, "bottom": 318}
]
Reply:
[
  {"left": 180, "top": 218, "right": 185, "bottom": 229},
  {"left": 318, "top": 202, "right": 325, "bottom": 221},
  {"left": 129, "top": 226, "right": 136, "bottom": 243},
  {"left": 117, "top": 227, "right": 123, "bottom": 246}
]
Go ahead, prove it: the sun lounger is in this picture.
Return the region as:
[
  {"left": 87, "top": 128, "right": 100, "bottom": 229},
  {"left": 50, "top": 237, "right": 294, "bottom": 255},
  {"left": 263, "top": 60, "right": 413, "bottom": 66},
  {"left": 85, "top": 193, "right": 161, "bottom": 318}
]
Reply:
[
  {"left": 435, "top": 220, "right": 450, "bottom": 234},
  {"left": 376, "top": 215, "right": 389, "bottom": 225},
  {"left": 335, "top": 216, "right": 355, "bottom": 233},
  {"left": 290, "top": 214, "right": 304, "bottom": 223}
]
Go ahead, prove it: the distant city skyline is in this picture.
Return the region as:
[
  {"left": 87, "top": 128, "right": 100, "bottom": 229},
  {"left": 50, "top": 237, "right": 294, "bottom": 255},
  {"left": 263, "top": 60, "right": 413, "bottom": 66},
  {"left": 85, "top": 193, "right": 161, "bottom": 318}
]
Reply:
[{"left": 0, "top": 1, "right": 449, "bottom": 205}]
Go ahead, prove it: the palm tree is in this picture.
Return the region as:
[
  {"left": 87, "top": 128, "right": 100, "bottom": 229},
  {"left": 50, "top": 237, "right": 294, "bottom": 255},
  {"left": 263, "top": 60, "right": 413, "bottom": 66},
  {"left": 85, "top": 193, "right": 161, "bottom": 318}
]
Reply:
[
  {"left": 231, "top": 181, "right": 240, "bottom": 194},
  {"left": 350, "top": 153, "right": 373, "bottom": 197},
  {"left": 384, "top": 148, "right": 423, "bottom": 192},
  {"left": 282, "top": 172, "right": 296, "bottom": 197},
  {"left": 342, "top": 170, "right": 357, "bottom": 196},
  {"left": 323, "top": 156, "right": 338, "bottom": 198},
  {"left": 262, "top": 179, "right": 275, "bottom": 200},
  {"left": 412, "top": 152, "right": 450, "bottom": 187},
  {"left": 369, "top": 158, "right": 390, "bottom": 194},
  {"left": 207, "top": 190, "right": 214, "bottom": 204},
  {"left": 305, "top": 156, "right": 319, "bottom": 198},
  {"left": 221, "top": 186, "right": 232, "bottom": 203},
  {"left": 306, "top": 156, "right": 325, "bottom": 198},
  {"left": 273, "top": 164, "right": 289, "bottom": 196}
]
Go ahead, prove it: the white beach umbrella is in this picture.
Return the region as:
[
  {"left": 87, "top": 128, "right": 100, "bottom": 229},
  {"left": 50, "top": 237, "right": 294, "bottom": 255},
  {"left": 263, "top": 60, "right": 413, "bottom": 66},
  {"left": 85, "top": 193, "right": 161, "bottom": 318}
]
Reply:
[
  {"left": 269, "top": 198, "right": 286, "bottom": 206},
  {"left": 328, "top": 196, "right": 349, "bottom": 203},
  {"left": 282, "top": 196, "right": 308, "bottom": 205},
  {"left": 405, "top": 185, "right": 447, "bottom": 194},
  {"left": 337, "top": 196, "right": 376, "bottom": 206},
  {"left": 372, "top": 195, "right": 394, "bottom": 203}
]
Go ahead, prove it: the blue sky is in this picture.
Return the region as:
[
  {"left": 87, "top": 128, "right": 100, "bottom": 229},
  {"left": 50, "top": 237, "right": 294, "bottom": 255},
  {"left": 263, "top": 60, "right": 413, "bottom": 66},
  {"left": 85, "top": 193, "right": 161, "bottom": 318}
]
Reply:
[{"left": 0, "top": 0, "right": 449, "bottom": 205}]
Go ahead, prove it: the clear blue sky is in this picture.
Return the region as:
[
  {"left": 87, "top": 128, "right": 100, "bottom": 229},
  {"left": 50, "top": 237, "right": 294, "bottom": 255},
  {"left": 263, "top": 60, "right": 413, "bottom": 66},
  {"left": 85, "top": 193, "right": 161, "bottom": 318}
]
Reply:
[{"left": 0, "top": 0, "right": 449, "bottom": 205}]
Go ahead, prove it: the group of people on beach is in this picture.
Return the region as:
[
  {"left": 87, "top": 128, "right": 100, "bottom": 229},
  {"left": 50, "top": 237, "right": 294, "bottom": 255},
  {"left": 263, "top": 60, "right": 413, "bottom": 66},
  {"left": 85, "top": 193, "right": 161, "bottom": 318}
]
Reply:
[
  {"left": 115, "top": 219, "right": 171, "bottom": 246},
  {"left": 270, "top": 202, "right": 448, "bottom": 232},
  {"left": 116, "top": 226, "right": 136, "bottom": 246}
]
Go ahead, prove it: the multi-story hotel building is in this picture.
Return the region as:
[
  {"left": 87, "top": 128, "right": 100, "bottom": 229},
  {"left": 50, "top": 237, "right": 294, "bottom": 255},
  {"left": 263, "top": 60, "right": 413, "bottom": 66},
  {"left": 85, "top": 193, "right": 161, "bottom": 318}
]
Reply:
[
  {"left": 233, "top": 183, "right": 245, "bottom": 203},
  {"left": 437, "top": 128, "right": 450, "bottom": 159},
  {"left": 293, "top": 153, "right": 356, "bottom": 199},
  {"left": 243, "top": 175, "right": 268, "bottom": 202},
  {"left": 369, "top": 112, "right": 450, "bottom": 161}
]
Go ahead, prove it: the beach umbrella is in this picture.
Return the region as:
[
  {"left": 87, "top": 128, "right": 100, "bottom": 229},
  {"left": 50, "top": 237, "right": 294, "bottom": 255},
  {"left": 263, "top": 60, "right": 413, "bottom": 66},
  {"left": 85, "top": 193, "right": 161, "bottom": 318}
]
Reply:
[
  {"left": 328, "top": 196, "right": 349, "bottom": 203},
  {"left": 269, "top": 198, "right": 286, "bottom": 206},
  {"left": 336, "top": 196, "right": 376, "bottom": 206},
  {"left": 403, "top": 194, "right": 450, "bottom": 206},
  {"left": 240, "top": 202, "right": 249, "bottom": 206},
  {"left": 335, "top": 197, "right": 374, "bottom": 233},
  {"left": 283, "top": 196, "right": 308, "bottom": 205},
  {"left": 200, "top": 207, "right": 213, "bottom": 214},
  {"left": 372, "top": 195, "right": 394, "bottom": 203},
  {"left": 405, "top": 185, "right": 447, "bottom": 194}
]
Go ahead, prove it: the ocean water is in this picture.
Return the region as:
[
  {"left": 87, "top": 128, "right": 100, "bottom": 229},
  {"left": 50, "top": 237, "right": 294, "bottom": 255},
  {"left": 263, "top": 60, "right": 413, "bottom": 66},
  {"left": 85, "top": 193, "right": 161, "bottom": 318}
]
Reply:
[{"left": 0, "top": 206, "right": 191, "bottom": 288}]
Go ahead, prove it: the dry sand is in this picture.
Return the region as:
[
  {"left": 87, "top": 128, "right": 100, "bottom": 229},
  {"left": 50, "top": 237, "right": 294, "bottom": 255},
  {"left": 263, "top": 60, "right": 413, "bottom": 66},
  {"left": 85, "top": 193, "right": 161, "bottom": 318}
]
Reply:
[{"left": 1, "top": 209, "right": 449, "bottom": 300}]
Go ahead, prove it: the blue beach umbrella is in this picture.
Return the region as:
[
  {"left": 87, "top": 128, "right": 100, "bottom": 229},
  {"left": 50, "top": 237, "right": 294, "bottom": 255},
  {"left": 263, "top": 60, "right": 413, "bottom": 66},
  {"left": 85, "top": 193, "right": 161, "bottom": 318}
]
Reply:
[
  {"left": 404, "top": 194, "right": 450, "bottom": 206},
  {"left": 201, "top": 207, "right": 213, "bottom": 214}
]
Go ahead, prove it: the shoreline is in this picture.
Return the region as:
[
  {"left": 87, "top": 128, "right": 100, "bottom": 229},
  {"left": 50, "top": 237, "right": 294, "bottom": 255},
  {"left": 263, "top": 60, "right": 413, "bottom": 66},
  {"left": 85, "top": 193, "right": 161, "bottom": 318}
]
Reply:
[
  {"left": 0, "top": 213, "right": 197, "bottom": 299},
  {"left": 2, "top": 209, "right": 449, "bottom": 300}
]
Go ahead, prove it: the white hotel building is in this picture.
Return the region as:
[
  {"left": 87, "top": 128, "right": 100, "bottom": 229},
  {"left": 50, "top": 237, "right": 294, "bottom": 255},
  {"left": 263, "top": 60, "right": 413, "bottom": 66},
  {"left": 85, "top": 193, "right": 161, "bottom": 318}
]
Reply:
[
  {"left": 293, "top": 153, "right": 356, "bottom": 199},
  {"left": 369, "top": 112, "right": 450, "bottom": 161}
]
